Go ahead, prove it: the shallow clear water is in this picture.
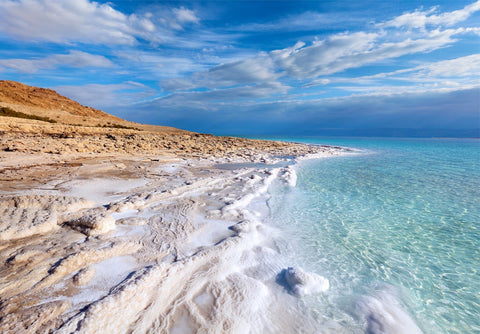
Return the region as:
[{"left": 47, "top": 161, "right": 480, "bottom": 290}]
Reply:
[{"left": 267, "top": 138, "right": 480, "bottom": 333}]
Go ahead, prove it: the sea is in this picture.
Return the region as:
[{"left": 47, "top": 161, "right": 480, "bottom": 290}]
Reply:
[{"left": 264, "top": 137, "right": 479, "bottom": 333}]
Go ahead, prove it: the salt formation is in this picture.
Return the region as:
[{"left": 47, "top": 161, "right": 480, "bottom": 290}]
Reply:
[
  {"left": 0, "top": 146, "right": 345, "bottom": 333},
  {"left": 283, "top": 267, "right": 330, "bottom": 297},
  {"left": 0, "top": 193, "right": 140, "bottom": 333},
  {"left": 355, "top": 289, "right": 423, "bottom": 334},
  {"left": 0, "top": 195, "right": 94, "bottom": 240},
  {"left": 66, "top": 213, "right": 116, "bottom": 236},
  {"left": 281, "top": 166, "right": 297, "bottom": 187},
  {"left": 0, "top": 208, "right": 58, "bottom": 240},
  {"left": 72, "top": 267, "right": 96, "bottom": 286},
  {"left": 230, "top": 220, "right": 261, "bottom": 234}
]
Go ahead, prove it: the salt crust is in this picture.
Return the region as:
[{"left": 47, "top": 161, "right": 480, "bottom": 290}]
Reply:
[{"left": 0, "top": 146, "right": 347, "bottom": 333}]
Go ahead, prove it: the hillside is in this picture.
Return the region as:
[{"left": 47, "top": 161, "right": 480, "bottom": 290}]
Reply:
[
  {"left": 0, "top": 80, "right": 325, "bottom": 159},
  {"left": 0, "top": 80, "right": 185, "bottom": 134},
  {"left": 0, "top": 80, "right": 117, "bottom": 119}
]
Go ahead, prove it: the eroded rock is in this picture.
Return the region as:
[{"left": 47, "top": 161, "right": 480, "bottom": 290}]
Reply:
[{"left": 66, "top": 213, "right": 115, "bottom": 236}]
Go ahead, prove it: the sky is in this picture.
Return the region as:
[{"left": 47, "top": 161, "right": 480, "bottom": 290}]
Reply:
[{"left": 0, "top": 0, "right": 479, "bottom": 137}]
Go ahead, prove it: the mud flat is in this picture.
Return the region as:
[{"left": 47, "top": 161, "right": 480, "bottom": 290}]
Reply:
[{"left": 0, "top": 140, "right": 349, "bottom": 333}]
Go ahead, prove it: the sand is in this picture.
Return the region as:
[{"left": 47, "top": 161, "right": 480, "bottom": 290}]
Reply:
[{"left": 0, "top": 130, "right": 352, "bottom": 333}]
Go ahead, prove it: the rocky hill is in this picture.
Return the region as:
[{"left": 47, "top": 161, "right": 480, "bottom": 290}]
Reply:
[
  {"left": 0, "top": 80, "right": 184, "bottom": 133},
  {"left": 0, "top": 80, "right": 118, "bottom": 120},
  {"left": 0, "top": 80, "right": 327, "bottom": 159}
]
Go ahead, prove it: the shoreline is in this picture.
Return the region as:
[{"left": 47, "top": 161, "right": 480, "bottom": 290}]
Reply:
[{"left": 0, "top": 138, "right": 351, "bottom": 333}]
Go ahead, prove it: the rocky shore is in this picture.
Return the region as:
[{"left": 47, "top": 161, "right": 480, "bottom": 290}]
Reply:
[
  {"left": 0, "top": 117, "right": 324, "bottom": 159},
  {"left": 0, "top": 139, "right": 345, "bottom": 333}
]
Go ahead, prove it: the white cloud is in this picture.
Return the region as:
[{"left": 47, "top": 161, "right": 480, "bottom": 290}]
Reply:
[
  {"left": 0, "top": 0, "right": 157, "bottom": 44},
  {"left": 55, "top": 82, "right": 155, "bottom": 108},
  {"left": 116, "top": 51, "right": 208, "bottom": 79},
  {"left": 161, "top": 81, "right": 289, "bottom": 104},
  {"left": 162, "top": 25, "right": 462, "bottom": 93},
  {"left": 158, "top": 6, "right": 201, "bottom": 31},
  {"left": 204, "top": 57, "right": 278, "bottom": 86},
  {"left": 0, "top": 0, "right": 201, "bottom": 45},
  {"left": 0, "top": 51, "right": 113, "bottom": 73},
  {"left": 271, "top": 28, "right": 464, "bottom": 79},
  {"left": 464, "top": 27, "right": 480, "bottom": 36},
  {"left": 333, "top": 83, "right": 479, "bottom": 97},
  {"left": 161, "top": 55, "right": 278, "bottom": 90},
  {"left": 305, "top": 54, "right": 480, "bottom": 92},
  {"left": 174, "top": 7, "right": 199, "bottom": 24},
  {"left": 367, "top": 53, "right": 480, "bottom": 81},
  {"left": 381, "top": 0, "right": 480, "bottom": 29},
  {"left": 236, "top": 11, "right": 361, "bottom": 32},
  {"left": 271, "top": 32, "right": 378, "bottom": 78},
  {"left": 418, "top": 53, "right": 480, "bottom": 77},
  {"left": 52, "top": 51, "right": 114, "bottom": 68}
]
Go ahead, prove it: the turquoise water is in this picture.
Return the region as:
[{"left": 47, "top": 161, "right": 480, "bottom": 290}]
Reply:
[{"left": 267, "top": 138, "right": 480, "bottom": 333}]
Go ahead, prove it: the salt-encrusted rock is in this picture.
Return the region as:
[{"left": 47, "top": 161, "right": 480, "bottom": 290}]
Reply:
[
  {"left": 116, "top": 217, "right": 148, "bottom": 226},
  {"left": 0, "top": 194, "right": 94, "bottom": 212},
  {"left": 0, "top": 208, "right": 58, "bottom": 240},
  {"left": 230, "top": 220, "right": 261, "bottom": 234},
  {"left": 0, "top": 194, "right": 95, "bottom": 240},
  {"left": 282, "top": 166, "right": 297, "bottom": 187},
  {"left": 0, "top": 300, "right": 71, "bottom": 334},
  {"left": 283, "top": 267, "right": 329, "bottom": 297},
  {"left": 66, "top": 213, "right": 115, "bottom": 236},
  {"left": 72, "top": 267, "right": 96, "bottom": 286}
]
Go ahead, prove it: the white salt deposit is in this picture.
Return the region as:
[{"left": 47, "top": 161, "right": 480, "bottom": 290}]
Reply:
[
  {"left": 110, "top": 209, "right": 139, "bottom": 220},
  {"left": 222, "top": 168, "right": 280, "bottom": 216},
  {"left": 282, "top": 166, "right": 297, "bottom": 187},
  {"left": 355, "top": 288, "right": 423, "bottom": 334},
  {"left": 283, "top": 267, "right": 329, "bottom": 297},
  {"left": 62, "top": 178, "right": 149, "bottom": 205},
  {"left": 1, "top": 149, "right": 347, "bottom": 333},
  {"left": 295, "top": 146, "right": 358, "bottom": 162},
  {"left": 70, "top": 255, "right": 139, "bottom": 306},
  {"left": 0, "top": 208, "right": 58, "bottom": 240}
]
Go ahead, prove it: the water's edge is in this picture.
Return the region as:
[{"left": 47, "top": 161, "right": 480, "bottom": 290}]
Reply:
[{"left": 264, "top": 137, "right": 479, "bottom": 333}]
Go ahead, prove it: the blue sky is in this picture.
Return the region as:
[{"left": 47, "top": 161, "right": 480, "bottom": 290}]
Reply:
[{"left": 0, "top": 0, "right": 479, "bottom": 136}]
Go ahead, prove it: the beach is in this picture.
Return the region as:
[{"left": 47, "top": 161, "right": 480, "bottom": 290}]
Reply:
[{"left": 0, "top": 131, "right": 347, "bottom": 333}]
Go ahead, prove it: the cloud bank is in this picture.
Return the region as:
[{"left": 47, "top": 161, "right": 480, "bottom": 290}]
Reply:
[{"left": 115, "top": 87, "right": 480, "bottom": 137}]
